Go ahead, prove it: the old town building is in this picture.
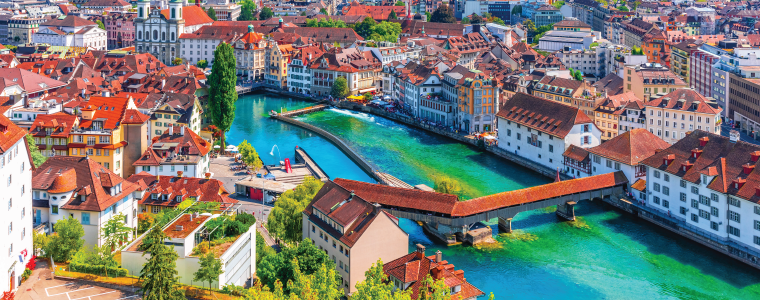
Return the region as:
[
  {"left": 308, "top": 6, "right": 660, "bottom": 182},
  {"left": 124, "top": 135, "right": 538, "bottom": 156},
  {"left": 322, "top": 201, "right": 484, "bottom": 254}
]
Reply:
[
  {"left": 645, "top": 88, "right": 722, "bottom": 144},
  {"left": 134, "top": 0, "right": 214, "bottom": 64}
]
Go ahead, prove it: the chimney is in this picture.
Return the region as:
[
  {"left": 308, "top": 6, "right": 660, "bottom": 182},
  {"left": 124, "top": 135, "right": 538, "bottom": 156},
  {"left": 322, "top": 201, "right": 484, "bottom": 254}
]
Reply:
[
  {"left": 161, "top": 79, "right": 166, "bottom": 90},
  {"left": 81, "top": 89, "right": 86, "bottom": 97},
  {"left": 435, "top": 250, "right": 442, "bottom": 263},
  {"left": 308, "top": 52, "right": 312, "bottom": 61},
  {"left": 663, "top": 154, "right": 675, "bottom": 166},
  {"left": 175, "top": 225, "right": 184, "bottom": 231},
  {"left": 699, "top": 136, "right": 709, "bottom": 147},
  {"left": 752, "top": 151, "right": 760, "bottom": 162},
  {"left": 743, "top": 163, "right": 755, "bottom": 174},
  {"left": 189, "top": 213, "right": 193, "bottom": 221},
  {"left": 416, "top": 244, "right": 426, "bottom": 255},
  {"left": 177, "top": 170, "right": 183, "bottom": 177},
  {"left": 691, "top": 149, "right": 703, "bottom": 159},
  {"left": 169, "top": 126, "right": 174, "bottom": 135},
  {"left": 205, "top": 172, "right": 211, "bottom": 179},
  {"left": 180, "top": 126, "right": 185, "bottom": 136}
]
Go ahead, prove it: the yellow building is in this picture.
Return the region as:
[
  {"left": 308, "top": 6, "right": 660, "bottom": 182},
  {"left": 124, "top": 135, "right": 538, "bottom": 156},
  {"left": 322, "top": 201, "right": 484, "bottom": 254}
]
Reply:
[
  {"left": 264, "top": 40, "right": 294, "bottom": 89},
  {"left": 623, "top": 64, "right": 689, "bottom": 101},
  {"left": 457, "top": 70, "right": 498, "bottom": 132},
  {"left": 532, "top": 75, "right": 603, "bottom": 120},
  {"left": 68, "top": 96, "right": 148, "bottom": 178}
]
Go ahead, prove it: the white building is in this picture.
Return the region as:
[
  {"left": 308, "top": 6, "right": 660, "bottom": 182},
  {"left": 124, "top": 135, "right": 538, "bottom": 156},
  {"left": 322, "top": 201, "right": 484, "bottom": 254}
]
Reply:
[
  {"left": 644, "top": 89, "right": 723, "bottom": 144},
  {"left": 0, "top": 114, "right": 33, "bottom": 292},
  {"left": 641, "top": 131, "right": 760, "bottom": 262},
  {"left": 710, "top": 47, "right": 760, "bottom": 119},
  {"left": 134, "top": 0, "right": 214, "bottom": 64},
  {"left": 496, "top": 92, "right": 602, "bottom": 170},
  {"left": 31, "top": 156, "right": 139, "bottom": 247},
  {"left": 179, "top": 25, "right": 242, "bottom": 66},
  {"left": 133, "top": 125, "right": 212, "bottom": 178},
  {"left": 287, "top": 45, "right": 323, "bottom": 94},
  {"left": 537, "top": 30, "right": 601, "bottom": 51},
  {"left": 33, "top": 16, "right": 107, "bottom": 50},
  {"left": 233, "top": 26, "right": 268, "bottom": 82},
  {"left": 121, "top": 213, "right": 256, "bottom": 288}
]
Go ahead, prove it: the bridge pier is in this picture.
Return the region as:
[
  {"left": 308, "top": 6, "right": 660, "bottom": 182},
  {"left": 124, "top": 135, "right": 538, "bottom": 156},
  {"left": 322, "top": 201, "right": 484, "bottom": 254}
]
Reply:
[
  {"left": 498, "top": 217, "right": 513, "bottom": 233},
  {"left": 556, "top": 201, "right": 576, "bottom": 221}
]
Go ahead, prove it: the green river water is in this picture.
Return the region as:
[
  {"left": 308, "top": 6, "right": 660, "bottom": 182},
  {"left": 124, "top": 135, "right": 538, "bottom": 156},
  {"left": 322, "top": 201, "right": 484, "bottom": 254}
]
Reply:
[{"left": 227, "top": 94, "right": 760, "bottom": 299}]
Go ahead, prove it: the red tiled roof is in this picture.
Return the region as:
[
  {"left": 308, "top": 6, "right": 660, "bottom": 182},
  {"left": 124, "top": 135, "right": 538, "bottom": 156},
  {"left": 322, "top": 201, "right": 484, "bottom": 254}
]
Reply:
[
  {"left": 383, "top": 250, "right": 484, "bottom": 300},
  {"left": 161, "top": 5, "right": 214, "bottom": 27},
  {"left": 586, "top": 128, "right": 671, "bottom": 165},
  {"left": 164, "top": 214, "right": 210, "bottom": 238},
  {"left": 127, "top": 172, "right": 237, "bottom": 208},
  {"left": 30, "top": 112, "right": 78, "bottom": 138},
  {"left": 631, "top": 179, "right": 646, "bottom": 191},
  {"left": 644, "top": 88, "right": 722, "bottom": 115},
  {"left": 32, "top": 156, "right": 139, "bottom": 211},
  {"left": 563, "top": 144, "right": 589, "bottom": 162},
  {"left": 42, "top": 15, "right": 97, "bottom": 28},
  {"left": 496, "top": 92, "right": 593, "bottom": 138},
  {"left": 78, "top": 96, "right": 131, "bottom": 129},
  {"left": 122, "top": 109, "right": 150, "bottom": 124},
  {"left": 0, "top": 68, "right": 66, "bottom": 93},
  {"left": 0, "top": 114, "right": 28, "bottom": 155}
]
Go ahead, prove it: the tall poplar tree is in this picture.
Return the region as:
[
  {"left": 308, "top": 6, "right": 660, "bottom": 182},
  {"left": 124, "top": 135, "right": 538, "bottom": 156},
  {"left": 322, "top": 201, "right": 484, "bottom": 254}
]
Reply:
[
  {"left": 207, "top": 43, "right": 237, "bottom": 151},
  {"left": 139, "top": 226, "right": 184, "bottom": 300}
]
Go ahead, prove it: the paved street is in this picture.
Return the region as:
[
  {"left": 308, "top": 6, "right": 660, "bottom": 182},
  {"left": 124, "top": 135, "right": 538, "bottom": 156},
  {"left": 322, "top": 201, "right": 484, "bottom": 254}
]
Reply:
[{"left": 16, "top": 260, "right": 140, "bottom": 300}]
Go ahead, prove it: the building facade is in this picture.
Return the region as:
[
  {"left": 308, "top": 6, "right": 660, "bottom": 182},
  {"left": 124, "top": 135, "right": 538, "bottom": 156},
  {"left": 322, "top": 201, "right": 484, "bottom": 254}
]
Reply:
[
  {"left": 645, "top": 89, "right": 722, "bottom": 144},
  {"left": 134, "top": 1, "right": 213, "bottom": 64}
]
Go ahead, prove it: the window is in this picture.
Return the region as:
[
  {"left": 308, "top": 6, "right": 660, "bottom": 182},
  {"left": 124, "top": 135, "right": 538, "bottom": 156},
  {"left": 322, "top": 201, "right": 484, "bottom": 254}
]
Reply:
[
  {"left": 728, "top": 225, "right": 740, "bottom": 237},
  {"left": 653, "top": 183, "right": 660, "bottom": 192},
  {"left": 755, "top": 206, "right": 760, "bottom": 215},
  {"left": 680, "top": 192, "right": 686, "bottom": 202},
  {"left": 691, "top": 213, "right": 699, "bottom": 222},
  {"left": 606, "top": 160, "right": 612, "bottom": 168},
  {"left": 699, "top": 209, "right": 710, "bottom": 220},
  {"left": 711, "top": 207, "right": 718, "bottom": 217},
  {"left": 755, "top": 220, "right": 760, "bottom": 231},
  {"left": 662, "top": 200, "right": 669, "bottom": 208},
  {"left": 51, "top": 205, "right": 58, "bottom": 215},
  {"left": 82, "top": 213, "right": 90, "bottom": 225},
  {"left": 728, "top": 210, "right": 740, "bottom": 223},
  {"left": 653, "top": 196, "right": 660, "bottom": 204},
  {"left": 711, "top": 193, "right": 718, "bottom": 203},
  {"left": 664, "top": 174, "right": 669, "bottom": 182},
  {"left": 654, "top": 170, "right": 660, "bottom": 178},
  {"left": 711, "top": 222, "right": 719, "bottom": 231},
  {"left": 662, "top": 187, "right": 669, "bottom": 195},
  {"left": 691, "top": 199, "right": 698, "bottom": 209},
  {"left": 729, "top": 197, "right": 741, "bottom": 208},
  {"left": 691, "top": 186, "right": 699, "bottom": 194},
  {"left": 699, "top": 195, "right": 710, "bottom": 206},
  {"left": 615, "top": 162, "right": 621, "bottom": 170},
  {"left": 680, "top": 207, "right": 687, "bottom": 215}
]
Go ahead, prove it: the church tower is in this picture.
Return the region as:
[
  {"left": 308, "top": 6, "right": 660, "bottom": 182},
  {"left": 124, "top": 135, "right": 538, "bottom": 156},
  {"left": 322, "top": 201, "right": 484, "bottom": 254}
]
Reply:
[{"left": 137, "top": 0, "right": 150, "bottom": 19}]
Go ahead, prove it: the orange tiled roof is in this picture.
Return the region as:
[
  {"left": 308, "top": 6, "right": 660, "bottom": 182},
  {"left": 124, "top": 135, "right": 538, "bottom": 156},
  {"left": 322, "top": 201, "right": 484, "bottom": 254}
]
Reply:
[
  {"left": 0, "top": 114, "right": 27, "bottom": 155},
  {"left": 160, "top": 5, "right": 214, "bottom": 27}
]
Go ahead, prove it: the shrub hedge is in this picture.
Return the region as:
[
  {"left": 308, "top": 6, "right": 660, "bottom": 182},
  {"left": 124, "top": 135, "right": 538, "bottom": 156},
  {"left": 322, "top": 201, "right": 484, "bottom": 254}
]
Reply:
[{"left": 69, "top": 262, "right": 128, "bottom": 277}]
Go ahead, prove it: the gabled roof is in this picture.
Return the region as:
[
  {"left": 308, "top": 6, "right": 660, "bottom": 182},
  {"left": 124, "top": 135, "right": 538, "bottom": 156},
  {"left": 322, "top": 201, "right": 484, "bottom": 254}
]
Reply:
[
  {"left": 78, "top": 96, "right": 131, "bottom": 129},
  {"left": 384, "top": 250, "right": 485, "bottom": 300},
  {"left": 496, "top": 92, "right": 593, "bottom": 138},
  {"left": 644, "top": 88, "right": 722, "bottom": 114},
  {"left": 0, "top": 68, "right": 67, "bottom": 93},
  {"left": 587, "top": 129, "right": 671, "bottom": 165},
  {"left": 42, "top": 15, "right": 97, "bottom": 28},
  {"left": 126, "top": 172, "right": 237, "bottom": 209},
  {"left": 0, "top": 114, "right": 27, "bottom": 155},
  {"left": 32, "top": 156, "right": 139, "bottom": 212},
  {"left": 30, "top": 112, "right": 78, "bottom": 138}
]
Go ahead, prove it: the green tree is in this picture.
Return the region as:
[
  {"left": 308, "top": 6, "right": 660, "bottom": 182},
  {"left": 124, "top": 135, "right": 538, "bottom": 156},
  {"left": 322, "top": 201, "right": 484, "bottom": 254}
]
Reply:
[
  {"left": 430, "top": 4, "right": 455, "bottom": 23},
  {"left": 491, "top": 16, "right": 506, "bottom": 25},
  {"left": 330, "top": 76, "right": 349, "bottom": 99},
  {"left": 257, "top": 240, "right": 338, "bottom": 294},
  {"left": 632, "top": 45, "right": 644, "bottom": 55},
  {"left": 617, "top": 5, "right": 629, "bottom": 11},
  {"left": 569, "top": 68, "right": 584, "bottom": 81},
  {"left": 44, "top": 216, "right": 85, "bottom": 262},
  {"left": 419, "top": 274, "right": 450, "bottom": 300},
  {"left": 267, "top": 176, "right": 324, "bottom": 244},
  {"left": 461, "top": 17, "right": 470, "bottom": 24},
  {"left": 238, "top": 140, "right": 263, "bottom": 173},
  {"left": 207, "top": 43, "right": 237, "bottom": 153},
  {"left": 196, "top": 59, "right": 209, "bottom": 69},
  {"left": 6, "top": 45, "right": 17, "bottom": 53},
  {"left": 33, "top": 231, "right": 49, "bottom": 256},
  {"left": 239, "top": 7, "right": 254, "bottom": 21},
  {"left": 425, "top": 11, "right": 431, "bottom": 21},
  {"left": 522, "top": 19, "right": 536, "bottom": 34},
  {"left": 395, "top": 1, "right": 404, "bottom": 5},
  {"left": 206, "top": 7, "right": 218, "bottom": 21},
  {"left": 102, "top": 213, "right": 132, "bottom": 252},
  {"left": 368, "top": 21, "right": 402, "bottom": 43},
  {"left": 194, "top": 252, "right": 224, "bottom": 290},
  {"left": 172, "top": 57, "right": 183, "bottom": 65},
  {"left": 289, "top": 258, "right": 343, "bottom": 299},
  {"left": 139, "top": 226, "right": 184, "bottom": 300},
  {"left": 238, "top": 0, "right": 257, "bottom": 21},
  {"left": 363, "top": 92, "right": 373, "bottom": 101},
  {"left": 320, "top": 8, "right": 328, "bottom": 15},
  {"left": 259, "top": 7, "right": 273, "bottom": 20},
  {"left": 512, "top": 5, "right": 522, "bottom": 16},
  {"left": 388, "top": 10, "right": 398, "bottom": 20},
  {"left": 470, "top": 14, "right": 483, "bottom": 24},
  {"left": 26, "top": 134, "right": 46, "bottom": 167},
  {"left": 96, "top": 20, "right": 105, "bottom": 30},
  {"left": 552, "top": 0, "right": 565, "bottom": 9},
  {"left": 633, "top": 0, "right": 641, "bottom": 11},
  {"left": 300, "top": 11, "right": 307, "bottom": 16},
  {"left": 433, "top": 176, "right": 463, "bottom": 199},
  {"left": 353, "top": 259, "right": 412, "bottom": 300},
  {"left": 355, "top": 16, "right": 377, "bottom": 38},
  {"left": 256, "top": 231, "right": 276, "bottom": 267}
]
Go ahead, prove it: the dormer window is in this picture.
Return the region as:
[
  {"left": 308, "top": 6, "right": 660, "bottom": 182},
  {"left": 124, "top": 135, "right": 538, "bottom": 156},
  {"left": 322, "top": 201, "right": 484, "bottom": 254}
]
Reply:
[
  {"left": 175, "top": 196, "right": 182, "bottom": 202},
  {"left": 151, "top": 193, "right": 158, "bottom": 200}
]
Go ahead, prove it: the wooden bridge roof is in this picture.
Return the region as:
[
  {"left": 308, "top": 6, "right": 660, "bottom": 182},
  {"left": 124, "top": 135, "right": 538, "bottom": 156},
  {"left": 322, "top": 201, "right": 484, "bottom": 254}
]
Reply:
[{"left": 333, "top": 172, "right": 628, "bottom": 218}]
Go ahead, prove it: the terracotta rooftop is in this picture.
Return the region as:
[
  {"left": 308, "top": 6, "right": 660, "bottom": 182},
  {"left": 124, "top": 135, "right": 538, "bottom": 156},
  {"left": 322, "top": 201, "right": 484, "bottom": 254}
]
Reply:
[
  {"left": 160, "top": 5, "right": 214, "bottom": 27},
  {"left": 586, "top": 129, "right": 671, "bottom": 165},
  {"left": 384, "top": 250, "right": 484, "bottom": 300},
  {"left": 495, "top": 92, "right": 594, "bottom": 138},
  {"left": 164, "top": 214, "right": 210, "bottom": 238},
  {"left": 127, "top": 172, "right": 237, "bottom": 209},
  {"left": 644, "top": 88, "right": 722, "bottom": 115},
  {"left": 0, "top": 114, "right": 29, "bottom": 155}
]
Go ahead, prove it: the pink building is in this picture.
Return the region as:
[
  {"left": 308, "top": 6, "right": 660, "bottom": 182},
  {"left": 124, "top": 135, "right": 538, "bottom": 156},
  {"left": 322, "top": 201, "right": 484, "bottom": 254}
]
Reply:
[
  {"left": 88, "top": 12, "right": 137, "bottom": 50},
  {"left": 690, "top": 49, "right": 719, "bottom": 98}
]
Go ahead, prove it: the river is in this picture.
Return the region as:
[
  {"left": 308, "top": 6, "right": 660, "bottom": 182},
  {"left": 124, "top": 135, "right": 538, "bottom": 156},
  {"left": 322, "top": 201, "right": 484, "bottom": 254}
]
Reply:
[{"left": 227, "top": 94, "right": 760, "bottom": 299}]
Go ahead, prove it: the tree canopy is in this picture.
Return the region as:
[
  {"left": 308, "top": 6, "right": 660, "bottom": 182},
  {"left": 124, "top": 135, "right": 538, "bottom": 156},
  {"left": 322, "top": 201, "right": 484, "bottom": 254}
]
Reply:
[
  {"left": 194, "top": 252, "right": 224, "bottom": 289},
  {"left": 395, "top": 1, "right": 405, "bottom": 5},
  {"left": 355, "top": 17, "right": 377, "bottom": 39},
  {"left": 552, "top": 0, "right": 565, "bottom": 9},
  {"left": 196, "top": 59, "right": 209, "bottom": 69},
  {"left": 96, "top": 20, "right": 105, "bottom": 30},
  {"left": 632, "top": 45, "right": 644, "bottom": 55},
  {"left": 330, "top": 77, "right": 349, "bottom": 99},
  {"left": 44, "top": 216, "right": 84, "bottom": 262},
  {"left": 430, "top": 4, "right": 455, "bottom": 23},
  {"left": 352, "top": 260, "right": 413, "bottom": 300},
  {"left": 616, "top": 5, "right": 629, "bottom": 11},
  {"left": 512, "top": 5, "right": 523, "bottom": 16},
  {"left": 569, "top": 68, "right": 584, "bottom": 81},
  {"left": 238, "top": 140, "right": 263, "bottom": 173},
  {"left": 470, "top": 14, "right": 483, "bottom": 24},
  {"left": 267, "top": 176, "right": 324, "bottom": 244},
  {"left": 139, "top": 226, "right": 185, "bottom": 300},
  {"left": 206, "top": 7, "right": 218, "bottom": 21},
  {"left": 238, "top": 0, "right": 257, "bottom": 21},
  {"left": 461, "top": 17, "right": 470, "bottom": 24},
  {"left": 388, "top": 10, "right": 398, "bottom": 20},
  {"left": 26, "top": 134, "right": 46, "bottom": 167},
  {"left": 306, "top": 18, "right": 347, "bottom": 28},
  {"left": 368, "top": 21, "right": 402, "bottom": 43},
  {"left": 207, "top": 43, "right": 237, "bottom": 151},
  {"left": 256, "top": 240, "right": 339, "bottom": 294},
  {"left": 433, "top": 176, "right": 463, "bottom": 199},
  {"left": 102, "top": 213, "right": 132, "bottom": 252},
  {"left": 259, "top": 7, "right": 273, "bottom": 20}
]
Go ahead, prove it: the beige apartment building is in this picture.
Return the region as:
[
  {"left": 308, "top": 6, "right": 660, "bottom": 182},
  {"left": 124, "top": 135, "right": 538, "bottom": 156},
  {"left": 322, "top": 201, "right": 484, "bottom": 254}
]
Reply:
[
  {"left": 644, "top": 88, "right": 722, "bottom": 144},
  {"left": 302, "top": 179, "right": 408, "bottom": 295},
  {"left": 624, "top": 63, "right": 689, "bottom": 101}
]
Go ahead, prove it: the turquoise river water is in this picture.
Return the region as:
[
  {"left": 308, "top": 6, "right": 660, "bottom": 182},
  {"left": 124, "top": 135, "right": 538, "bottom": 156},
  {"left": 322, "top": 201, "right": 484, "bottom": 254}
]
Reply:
[{"left": 226, "top": 94, "right": 760, "bottom": 299}]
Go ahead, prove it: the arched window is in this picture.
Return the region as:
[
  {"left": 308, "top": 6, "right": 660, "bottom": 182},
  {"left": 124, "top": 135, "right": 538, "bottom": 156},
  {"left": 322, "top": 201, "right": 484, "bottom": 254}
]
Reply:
[
  {"left": 139, "top": 7, "right": 143, "bottom": 18},
  {"left": 171, "top": 8, "right": 176, "bottom": 19},
  {"left": 171, "top": 32, "right": 175, "bottom": 41},
  {"left": 138, "top": 31, "right": 141, "bottom": 40},
  {"left": 153, "top": 30, "right": 157, "bottom": 40},
  {"left": 180, "top": 9, "right": 182, "bottom": 18},
  {"left": 162, "top": 32, "right": 166, "bottom": 41}
]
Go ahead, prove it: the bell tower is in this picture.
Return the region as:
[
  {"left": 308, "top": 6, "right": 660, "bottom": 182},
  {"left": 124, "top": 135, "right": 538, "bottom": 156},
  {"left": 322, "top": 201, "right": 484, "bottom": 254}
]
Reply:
[{"left": 137, "top": 0, "right": 151, "bottom": 19}]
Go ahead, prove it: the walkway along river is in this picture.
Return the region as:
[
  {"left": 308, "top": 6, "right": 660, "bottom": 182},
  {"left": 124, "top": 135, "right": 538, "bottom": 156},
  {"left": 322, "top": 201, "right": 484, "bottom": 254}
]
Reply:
[{"left": 228, "top": 93, "right": 760, "bottom": 299}]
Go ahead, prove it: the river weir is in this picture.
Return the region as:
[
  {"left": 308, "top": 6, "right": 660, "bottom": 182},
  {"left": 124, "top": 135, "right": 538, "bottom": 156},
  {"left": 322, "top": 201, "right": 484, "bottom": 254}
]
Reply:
[{"left": 229, "top": 93, "right": 760, "bottom": 299}]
